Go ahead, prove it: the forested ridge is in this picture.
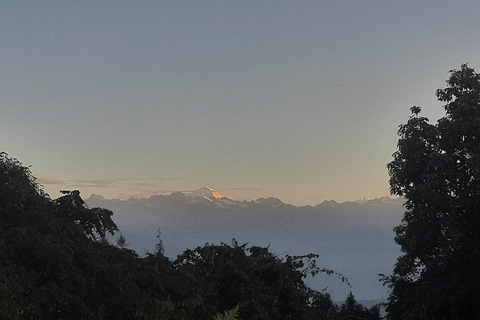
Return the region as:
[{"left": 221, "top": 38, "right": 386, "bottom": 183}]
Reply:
[{"left": 0, "top": 152, "right": 380, "bottom": 319}]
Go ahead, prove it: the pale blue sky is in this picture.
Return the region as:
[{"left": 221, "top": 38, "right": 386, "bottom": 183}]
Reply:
[{"left": 2, "top": 1, "right": 480, "bottom": 205}]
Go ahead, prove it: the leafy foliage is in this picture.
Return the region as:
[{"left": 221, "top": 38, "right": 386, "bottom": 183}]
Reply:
[
  {"left": 214, "top": 305, "right": 240, "bottom": 320},
  {"left": 0, "top": 152, "right": 377, "bottom": 319},
  {"left": 0, "top": 153, "right": 183, "bottom": 319},
  {"left": 54, "top": 190, "right": 118, "bottom": 240},
  {"left": 385, "top": 64, "right": 480, "bottom": 319},
  {"left": 173, "top": 240, "right": 340, "bottom": 320}
]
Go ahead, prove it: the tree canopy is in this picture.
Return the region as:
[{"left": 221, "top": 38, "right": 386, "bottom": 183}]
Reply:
[
  {"left": 0, "top": 152, "right": 380, "bottom": 319},
  {"left": 173, "top": 241, "right": 339, "bottom": 320},
  {"left": 385, "top": 64, "right": 480, "bottom": 319}
]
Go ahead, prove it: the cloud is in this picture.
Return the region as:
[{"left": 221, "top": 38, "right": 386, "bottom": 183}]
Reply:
[
  {"left": 66, "top": 179, "right": 116, "bottom": 188},
  {"left": 47, "top": 177, "right": 185, "bottom": 200},
  {"left": 223, "top": 187, "right": 265, "bottom": 192},
  {"left": 41, "top": 177, "right": 268, "bottom": 202},
  {"left": 116, "top": 190, "right": 178, "bottom": 200},
  {"left": 219, "top": 187, "right": 266, "bottom": 201},
  {"left": 39, "top": 177, "right": 267, "bottom": 203},
  {"left": 62, "top": 177, "right": 178, "bottom": 189},
  {"left": 36, "top": 176, "right": 64, "bottom": 185}
]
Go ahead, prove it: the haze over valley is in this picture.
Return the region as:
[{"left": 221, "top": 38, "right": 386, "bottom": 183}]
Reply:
[
  {"left": 87, "top": 186, "right": 404, "bottom": 302},
  {"left": 3, "top": 2, "right": 480, "bottom": 317}
]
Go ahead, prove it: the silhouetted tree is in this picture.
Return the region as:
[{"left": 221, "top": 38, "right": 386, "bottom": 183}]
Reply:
[
  {"left": 116, "top": 232, "right": 129, "bottom": 249},
  {"left": 54, "top": 189, "right": 117, "bottom": 240},
  {"left": 384, "top": 64, "right": 480, "bottom": 319},
  {"left": 339, "top": 292, "right": 381, "bottom": 320},
  {"left": 174, "top": 240, "right": 339, "bottom": 320},
  {"left": 0, "top": 153, "right": 175, "bottom": 319},
  {"left": 155, "top": 227, "right": 165, "bottom": 256}
]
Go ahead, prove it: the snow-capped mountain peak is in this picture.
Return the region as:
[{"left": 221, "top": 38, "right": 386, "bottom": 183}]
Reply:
[{"left": 189, "top": 186, "right": 224, "bottom": 200}]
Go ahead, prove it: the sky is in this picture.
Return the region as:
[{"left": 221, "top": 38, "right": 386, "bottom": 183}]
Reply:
[{"left": 2, "top": 1, "right": 480, "bottom": 205}]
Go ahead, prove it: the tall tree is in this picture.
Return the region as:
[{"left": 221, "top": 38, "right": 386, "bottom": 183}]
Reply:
[{"left": 385, "top": 64, "right": 480, "bottom": 319}]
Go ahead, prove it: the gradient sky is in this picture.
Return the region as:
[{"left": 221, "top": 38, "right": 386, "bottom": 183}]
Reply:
[{"left": 2, "top": 1, "right": 480, "bottom": 205}]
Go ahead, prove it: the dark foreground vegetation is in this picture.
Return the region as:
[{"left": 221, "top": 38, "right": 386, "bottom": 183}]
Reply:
[
  {"left": 3, "top": 63, "right": 479, "bottom": 320},
  {"left": 0, "top": 152, "right": 380, "bottom": 319},
  {"left": 383, "top": 64, "right": 480, "bottom": 319}
]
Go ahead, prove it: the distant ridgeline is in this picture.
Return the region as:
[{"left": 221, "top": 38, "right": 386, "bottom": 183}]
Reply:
[{"left": 87, "top": 188, "right": 404, "bottom": 302}]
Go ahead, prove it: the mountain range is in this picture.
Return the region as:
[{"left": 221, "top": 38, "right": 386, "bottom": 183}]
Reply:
[{"left": 86, "top": 186, "right": 404, "bottom": 302}]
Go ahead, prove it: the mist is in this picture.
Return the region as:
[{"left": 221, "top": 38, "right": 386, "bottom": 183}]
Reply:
[{"left": 87, "top": 192, "right": 404, "bottom": 302}]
